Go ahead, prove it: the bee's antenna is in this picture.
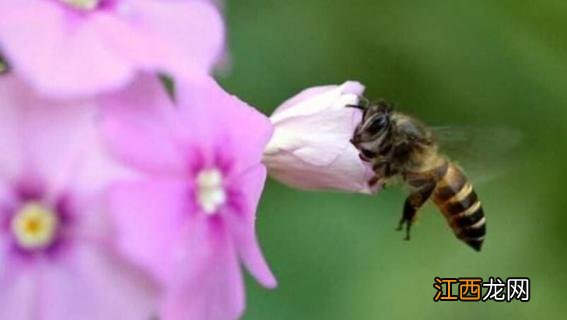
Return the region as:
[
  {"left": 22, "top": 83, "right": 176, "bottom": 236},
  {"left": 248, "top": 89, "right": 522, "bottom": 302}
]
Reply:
[
  {"left": 359, "top": 95, "right": 370, "bottom": 107},
  {"left": 345, "top": 95, "right": 370, "bottom": 110},
  {"left": 346, "top": 104, "right": 365, "bottom": 110},
  {"left": 377, "top": 99, "right": 394, "bottom": 113}
]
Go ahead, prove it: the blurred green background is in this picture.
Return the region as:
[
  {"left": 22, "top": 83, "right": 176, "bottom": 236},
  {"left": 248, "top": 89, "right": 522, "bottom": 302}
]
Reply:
[{"left": 218, "top": 0, "right": 567, "bottom": 319}]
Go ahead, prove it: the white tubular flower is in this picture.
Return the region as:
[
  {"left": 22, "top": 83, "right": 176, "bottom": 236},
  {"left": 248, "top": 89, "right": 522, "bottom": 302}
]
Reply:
[{"left": 263, "top": 81, "right": 379, "bottom": 194}]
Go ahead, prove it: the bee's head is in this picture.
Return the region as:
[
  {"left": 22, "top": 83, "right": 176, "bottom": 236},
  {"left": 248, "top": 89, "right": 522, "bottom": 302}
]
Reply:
[{"left": 350, "top": 100, "right": 394, "bottom": 159}]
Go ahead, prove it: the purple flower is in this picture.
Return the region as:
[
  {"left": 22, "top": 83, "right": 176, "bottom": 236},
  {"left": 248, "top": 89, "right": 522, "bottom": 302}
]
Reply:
[
  {"left": 0, "top": 75, "right": 157, "bottom": 320},
  {"left": 102, "top": 76, "right": 277, "bottom": 320},
  {"left": 0, "top": 0, "right": 224, "bottom": 98},
  {"left": 264, "top": 81, "right": 379, "bottom": 193}
]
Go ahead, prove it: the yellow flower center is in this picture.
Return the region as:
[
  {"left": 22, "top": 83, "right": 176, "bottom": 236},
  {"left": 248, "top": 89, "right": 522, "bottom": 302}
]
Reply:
[
  {"left": 11, "top": 202, "right": 59, "bottom": 250},
  {"left": 60, "top": 0, "right": 100, "bottom": 10},
  {"left": 196, "top": 169, "right": 226, "bottom": 215}
]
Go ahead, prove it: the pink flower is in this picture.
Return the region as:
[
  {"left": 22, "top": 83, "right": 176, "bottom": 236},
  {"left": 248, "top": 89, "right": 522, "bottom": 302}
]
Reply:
[
  {"left": 102, "top": 76, "right": 277, "bottom": 320},
  {"left": 0, "top": 75, "right": 157, "bottom": 320},
  {"left": 0, "top": 0, "right": 224, "bottom": 98},
  {"left": 263, "top": 81, "right": 379, "bottom": 193}
]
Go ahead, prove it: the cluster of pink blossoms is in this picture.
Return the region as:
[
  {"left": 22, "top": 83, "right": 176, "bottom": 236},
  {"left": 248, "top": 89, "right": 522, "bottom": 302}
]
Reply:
[{"left": 0, "top": 1, "right": 375, "bottom": 319}]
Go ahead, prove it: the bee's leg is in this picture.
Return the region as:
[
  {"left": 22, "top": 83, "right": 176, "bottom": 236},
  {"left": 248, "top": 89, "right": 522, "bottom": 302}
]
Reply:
[
  {"left": 372, "top": 161, "right": 394, "bottom": 178},
  {"left": 368, "top": 162, "right": 392, "bottom": 189},
  {"left": 396, "top": 182, "right": 435, "bottom": 240},
  {"left": 368, "top": 175, "right": 381, "bottom": 187}
]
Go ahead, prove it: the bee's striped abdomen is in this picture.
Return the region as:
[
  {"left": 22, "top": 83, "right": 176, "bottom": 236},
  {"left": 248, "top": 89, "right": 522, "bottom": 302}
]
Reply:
[{"left": 432, "top": 164, "right": 486, "bottom": 251}]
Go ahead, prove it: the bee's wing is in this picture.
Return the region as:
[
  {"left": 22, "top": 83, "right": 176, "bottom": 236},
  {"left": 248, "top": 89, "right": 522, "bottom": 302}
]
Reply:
[{"left": 432, "top": 125, "right": 523, "bottom": 184}]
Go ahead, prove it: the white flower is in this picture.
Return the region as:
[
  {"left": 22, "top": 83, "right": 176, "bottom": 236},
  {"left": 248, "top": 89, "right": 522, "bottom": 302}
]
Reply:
[{"left": 263, "top": 81, "right": 378, "bottom": 194}]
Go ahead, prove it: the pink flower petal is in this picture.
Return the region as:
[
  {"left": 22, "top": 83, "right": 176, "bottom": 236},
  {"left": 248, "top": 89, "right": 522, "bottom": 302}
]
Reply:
[
  {"left": 100, "top": 75, "right": 186, "bottom": 176},
  {"left": 0, "top": 77, "right": 24, "bottom": 181},
  {"left": 162, "top": 219, "right": 244, "bottom": 320},
  {"left": 227, "top": 165, "right": 277, "bottom": 288},
  {"left": 0, "top": 263, "right": 37, "bottom": 320},
  {"left": 109, "top": 179, "right": 190, "bottom": 282},
  {"left": 100, "top": 75, "right": 273, "bottom": 319},
  {"left": 0, "top": 0, "right": 225, "bottom": 98},
  {"left": 176, "top": 77, "right": 274, "bottom": 173},
  {"left": 125, "top": 0, "right": 225, "bottom": 76},
  {"left": 39, "top": 244, "right": 158, "bottom": 320},
  {"left": 88, "top": 12, "right": 178, "bottom": 72},
  {"left": 0, "top": 2, "right": 134, "bottom": 98},
  {"left": 0, "top": 75, "right": 122, "bottom": 196}
]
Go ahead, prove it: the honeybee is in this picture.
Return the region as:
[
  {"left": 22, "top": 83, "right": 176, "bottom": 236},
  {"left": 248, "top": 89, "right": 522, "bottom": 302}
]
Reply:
[{"left": 349, "top": 100, "right": 486, "bottom": 251}]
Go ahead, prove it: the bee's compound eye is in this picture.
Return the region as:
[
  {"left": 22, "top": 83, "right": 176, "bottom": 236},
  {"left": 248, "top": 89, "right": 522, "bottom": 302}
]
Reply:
[
  {"left": 366, "top": 115, "right": 389, "bottom": 136},
  {"left": 360, "top": 148, "right": 377, "bottom": 160}
]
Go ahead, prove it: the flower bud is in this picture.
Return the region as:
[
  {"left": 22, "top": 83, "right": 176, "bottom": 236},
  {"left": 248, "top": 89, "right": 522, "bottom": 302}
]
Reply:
[{"left": 263, "top": 81, "right": 379, "bottom": 194}]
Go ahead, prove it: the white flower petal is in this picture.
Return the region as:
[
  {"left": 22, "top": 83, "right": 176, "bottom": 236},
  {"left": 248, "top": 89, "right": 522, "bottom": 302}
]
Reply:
[{"left": 264, "top": 81, "right": 378, "bottom": 193}]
